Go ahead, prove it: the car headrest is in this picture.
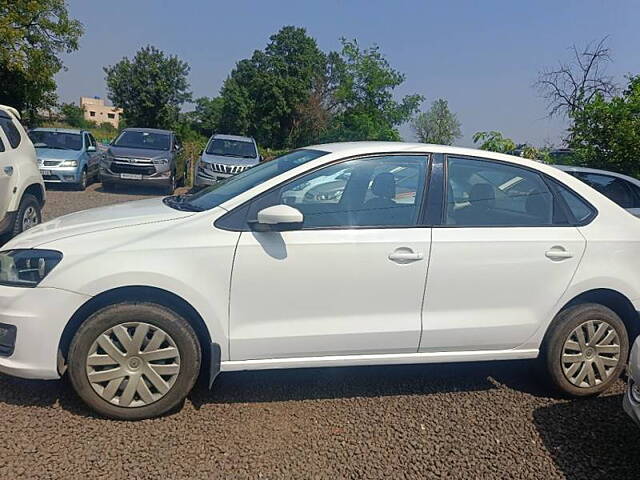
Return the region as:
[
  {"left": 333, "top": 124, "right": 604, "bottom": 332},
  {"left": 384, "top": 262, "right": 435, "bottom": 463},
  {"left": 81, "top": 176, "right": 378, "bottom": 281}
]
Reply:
[
  {"left": 469, "top": 183, "right": 495, "bottom": 204},
  {"left": 371, "top": 172, "right": 396, "bottom": 199}
]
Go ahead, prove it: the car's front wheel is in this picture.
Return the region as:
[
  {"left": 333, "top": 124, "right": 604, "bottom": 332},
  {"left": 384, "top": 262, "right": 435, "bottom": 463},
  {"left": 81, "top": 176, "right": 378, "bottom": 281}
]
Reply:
[
  {"left": 542, "top": 303, "right": 628, "bottom": 397},
  {"left": 68, "top": 302, "right": 201, "bottom": 420},
  {"left": 75, "top": 168, "right": 88, "bottom": 191}
]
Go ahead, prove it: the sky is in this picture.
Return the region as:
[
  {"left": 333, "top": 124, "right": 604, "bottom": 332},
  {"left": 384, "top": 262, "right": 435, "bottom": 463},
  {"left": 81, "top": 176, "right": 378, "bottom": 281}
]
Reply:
[{"left": 56, "top": 0, "right": 640, "bottom": 147}]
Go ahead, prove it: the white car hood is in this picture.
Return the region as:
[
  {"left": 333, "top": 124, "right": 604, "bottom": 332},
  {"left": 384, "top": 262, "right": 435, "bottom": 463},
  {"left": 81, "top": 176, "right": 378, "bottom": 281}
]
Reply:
[{"left": 5, "top": 197, "right": 195, "bottom": 249}]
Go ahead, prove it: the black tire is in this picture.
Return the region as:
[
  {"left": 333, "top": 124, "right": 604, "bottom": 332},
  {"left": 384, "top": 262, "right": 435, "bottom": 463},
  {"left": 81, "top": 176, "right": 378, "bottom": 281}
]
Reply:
[
  {"left": 75, "top": 168, "right": 88, "bottom": 191},
  {"left": 165, "top": 171, "right": 176, "bottom": 195},
  {"left": 11, "top": 193, "right": 41, "bottom": 237},
  {"left": 68, "top": 302, "right": 201, "bottom": 420},
  {"left": 541, "top": 303, "right": 628, "bottom": 397}
]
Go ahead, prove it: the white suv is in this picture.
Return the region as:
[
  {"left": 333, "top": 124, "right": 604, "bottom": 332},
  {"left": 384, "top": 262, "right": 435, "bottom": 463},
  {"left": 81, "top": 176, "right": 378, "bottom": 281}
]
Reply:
[
  {"left": 0, "top": 142, "right": 638, "bottom": 420},
  {"left": 0, "top": 105, "right": 45, "bottom": 237}
]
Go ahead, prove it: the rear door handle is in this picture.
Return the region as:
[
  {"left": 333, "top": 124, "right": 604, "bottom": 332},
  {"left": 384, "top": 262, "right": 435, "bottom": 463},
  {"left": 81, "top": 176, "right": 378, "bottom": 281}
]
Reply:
[
  {"left": 545, "top": 247, "right": 573, "bottom": 261},
  {"left": 389, "top": 248, "right": 424, "bottom": 264}
]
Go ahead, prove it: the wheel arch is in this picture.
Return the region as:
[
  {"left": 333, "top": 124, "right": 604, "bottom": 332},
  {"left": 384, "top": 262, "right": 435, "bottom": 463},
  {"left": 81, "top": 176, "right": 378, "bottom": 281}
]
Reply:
[
  {"left": 58, "top": 285, "right": 213, "bottom": 371},
  {"left": 22, "top": 183, "right": 45, "bottom": 206},
  {"left": 558, "top": 288, "right": 640, "bottom": 342}
]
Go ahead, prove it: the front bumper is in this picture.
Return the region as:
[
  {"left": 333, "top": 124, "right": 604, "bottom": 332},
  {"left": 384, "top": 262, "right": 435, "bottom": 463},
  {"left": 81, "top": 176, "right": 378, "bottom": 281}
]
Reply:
[
  {"left": 195, "top": 170, "right": 232, "bottom": 186},
  {"left": 40, "top": 166, "right": 82, "bottom": 184},
  {"left": 0, "top": 285, "right": 90, "bottom": 380},
  {"left": 100, "top": 168, "right": 172, "bottom": 186}
]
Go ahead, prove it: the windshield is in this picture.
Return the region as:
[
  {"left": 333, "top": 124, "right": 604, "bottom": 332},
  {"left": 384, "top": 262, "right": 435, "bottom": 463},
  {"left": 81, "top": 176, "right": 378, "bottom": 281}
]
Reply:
[
  {"left": 168, "top": 149, "right": 328, "bottom": 212},
  {"left": 30, "top": 131, "right": 82, "bottom": 151},
  {"left": 113, "top": 131, "right": 170, "bottom": 151},
  {"left": 206, "top": 138, "right": 257, "bottom": 158}
]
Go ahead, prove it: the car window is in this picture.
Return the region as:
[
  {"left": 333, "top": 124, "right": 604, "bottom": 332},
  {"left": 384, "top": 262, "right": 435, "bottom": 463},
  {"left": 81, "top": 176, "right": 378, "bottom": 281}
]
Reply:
[
  {"left": 206, "top": 138, "right": 257, "bottom": 159},
  {"left": 553, "top": 182, "right": 595, "bottom": 223},
  {"left": 572, "top": 172, "right": 639, "bottom": 208},
  {"left": 0, "top": 117, "right": 21, "bottom": 149},
  {"left": 180, "top": 149, "right": 328, "bottom": 212},
  {"left": 249, "top": 155, "right": 429, "bottom": 228},
  {"left": 446, "top": 156, "right": 556, "bottom": 226},
  {"left": 29, "top": 130, "right": 83, "bottom": 151},
  {"left": 112, "top": 131, "right": 170, "bottom": 151}
]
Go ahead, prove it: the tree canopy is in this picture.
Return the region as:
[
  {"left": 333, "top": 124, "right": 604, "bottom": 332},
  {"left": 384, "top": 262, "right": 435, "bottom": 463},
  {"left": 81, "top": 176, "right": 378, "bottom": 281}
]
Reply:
[
  {"left": 104, "top": 45, "right": 192, "bottom": 129},
  {"left": 569, "top": 76, "right": 640, "bottom": 177},
  {"left": 0, "top": 0, "right": 83, "bottom": 123},
  {"left": 217, "top": 27, "right": 422, "bottom": 149},
  {"left": 412, "top": 98, "right": 461, "bottom": 145}
]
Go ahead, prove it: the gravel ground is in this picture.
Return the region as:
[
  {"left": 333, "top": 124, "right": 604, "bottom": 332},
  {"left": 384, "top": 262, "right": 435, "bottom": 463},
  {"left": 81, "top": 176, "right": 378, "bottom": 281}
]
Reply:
[{"left": 0, "top": 184, "right": 638, "bottom": 479}]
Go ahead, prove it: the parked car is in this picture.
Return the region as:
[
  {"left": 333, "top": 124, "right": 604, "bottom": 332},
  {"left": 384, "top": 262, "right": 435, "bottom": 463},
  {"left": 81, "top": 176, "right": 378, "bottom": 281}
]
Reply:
[
  {"left": 555, "top": 165, "right": 640, "bottom": 217},
  {"left": 100, "top": 128, "right": 184, "bottom": 194},
  {"left": 195, "top": 134, "right": 260, "bottom": 186},
  {"left": 624, "top": 337, "right": 640, "bottom": 426},
  {"left": 29, "top": 128, "right": 99, "bottom": 191},
  {"left": 0, "top": 105, "right": 46, "bottom": 238},
  {"left": 1, "top": 142, "right": 640, "bottom": 420}
]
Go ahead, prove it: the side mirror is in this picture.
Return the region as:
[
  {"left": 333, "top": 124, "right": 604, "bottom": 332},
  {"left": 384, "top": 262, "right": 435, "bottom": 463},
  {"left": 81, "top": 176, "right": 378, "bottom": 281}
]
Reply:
[
  {"left": 87, "top": 145, "right": 96, "bottom": 152},
  {"left": 250, "top": 205, "right": 303, "bottom": 232}
]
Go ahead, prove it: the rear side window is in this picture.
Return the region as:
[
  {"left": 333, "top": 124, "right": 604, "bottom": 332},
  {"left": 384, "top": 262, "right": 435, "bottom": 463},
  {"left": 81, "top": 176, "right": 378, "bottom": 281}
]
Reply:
[
  {"left": 554, "top": 182, "right": 596, "bottom": 224},
  {"left": 0, "top": 135, "right": 4, "bottom": 152},
  {"left": 446, "top": 156, "right": 556, "bottom": 226},
  {"left": 0, "top": 118, "right": 21, "bottom": 149}
]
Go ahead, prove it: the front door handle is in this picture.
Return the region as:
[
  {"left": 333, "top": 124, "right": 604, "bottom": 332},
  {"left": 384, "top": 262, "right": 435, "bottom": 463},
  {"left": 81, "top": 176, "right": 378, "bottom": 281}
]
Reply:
[
  {"left": 389, "top": 248, "right": 424, "bottom": 264},
  {"left": 545, "top": 247, "right": 573, "bottom": 261}
]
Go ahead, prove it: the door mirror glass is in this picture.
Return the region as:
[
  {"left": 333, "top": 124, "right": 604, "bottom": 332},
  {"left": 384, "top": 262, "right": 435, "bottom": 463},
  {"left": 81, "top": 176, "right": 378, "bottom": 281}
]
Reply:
[
  {"left": 251, "top": 205, "right": 303, "bottom": 232},
  {"left": 86, "top": 145, "right": 96, "bottom": 152}
]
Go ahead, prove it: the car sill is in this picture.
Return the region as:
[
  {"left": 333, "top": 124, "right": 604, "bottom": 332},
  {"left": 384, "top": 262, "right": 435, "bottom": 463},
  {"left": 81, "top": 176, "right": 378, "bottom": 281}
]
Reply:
[{"left": 220, "top": 349, "right": 539, "bottom": 372}]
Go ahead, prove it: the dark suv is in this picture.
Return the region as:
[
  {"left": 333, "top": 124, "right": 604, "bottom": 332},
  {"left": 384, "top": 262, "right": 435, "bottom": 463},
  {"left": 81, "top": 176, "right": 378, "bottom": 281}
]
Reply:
[{"left": 100, "top": 128, "right": 185, "bottom": 194}]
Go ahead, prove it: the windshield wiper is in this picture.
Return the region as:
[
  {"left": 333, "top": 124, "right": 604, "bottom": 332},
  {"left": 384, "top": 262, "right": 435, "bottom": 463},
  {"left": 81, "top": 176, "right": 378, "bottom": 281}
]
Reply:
[{"left": 162, "top": 195, "right": 204, "bottom": 212}]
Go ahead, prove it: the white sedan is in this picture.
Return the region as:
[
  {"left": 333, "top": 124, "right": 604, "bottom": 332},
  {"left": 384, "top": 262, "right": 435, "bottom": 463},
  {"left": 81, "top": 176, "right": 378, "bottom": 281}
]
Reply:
[{"left": 0, "top": 142, "right": 638, "bottom": 420}]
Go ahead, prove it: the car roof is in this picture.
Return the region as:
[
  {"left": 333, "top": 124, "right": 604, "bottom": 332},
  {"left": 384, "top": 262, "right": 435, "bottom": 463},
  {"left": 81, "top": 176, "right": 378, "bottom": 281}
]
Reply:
[
  {"left": 553, "top": 164, "right": 640, "bottom": 186},
  {"left": 212, "top": 134, "right": 255, "bottom": 142},
  {"left": 31, "top": 127, "right": 84, "bottom": 134},
  {"left": 0, "top": 104, "right": 20, "bottom": 120},
  {"left": 306, "top": 141, "right": 547, "bottom": 168},
  {"left": 123, "top": 127, "right": 173, "bottom": 135}
]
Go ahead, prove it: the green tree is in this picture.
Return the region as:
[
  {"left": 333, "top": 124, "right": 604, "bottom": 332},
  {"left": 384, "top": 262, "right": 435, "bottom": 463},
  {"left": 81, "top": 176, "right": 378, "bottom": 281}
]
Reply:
[
  {"left": 0, "top": 0, "right": 83, "bottom": 123},
  {"left": 322, "top": 39, "right": 423, "bottom": 142},
  {"left": 59, "top": 102, "right": 88, "bottom": 128},
  {"left": 104, "top": 45, "right": 192, "bottom": 129},
  {"left": 472, "top": 131, "right": 516, "bottom": 153},
  {"left": 569, "top": 76, "right": 640, "bottom": 177},
  {"left": 412, "top": 98, "right": 461, "bottom": 145},
  {"left": 191, "top": 96, "right": 223, "bottom": 136},
  {"left": 219, "top": 26, "right": 327, "bottom": 148}
]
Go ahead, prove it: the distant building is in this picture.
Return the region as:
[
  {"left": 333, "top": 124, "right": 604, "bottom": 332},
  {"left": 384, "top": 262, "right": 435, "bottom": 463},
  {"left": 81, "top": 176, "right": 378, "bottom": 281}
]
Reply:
[{"left": 80, "top": 96, "right": 123, "bottom": 128}]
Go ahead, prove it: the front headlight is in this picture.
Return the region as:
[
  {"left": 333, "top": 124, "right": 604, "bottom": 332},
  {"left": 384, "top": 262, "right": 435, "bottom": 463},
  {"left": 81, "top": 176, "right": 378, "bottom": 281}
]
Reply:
[
  {"left": 59, "top": 160, "right": 78, "bottom": 167},
  {"left": 0, "top": 250, "right": 63, "bottom": 287},
  {"left": 152, "top": 158, "right": 169, "bottom": 165}
]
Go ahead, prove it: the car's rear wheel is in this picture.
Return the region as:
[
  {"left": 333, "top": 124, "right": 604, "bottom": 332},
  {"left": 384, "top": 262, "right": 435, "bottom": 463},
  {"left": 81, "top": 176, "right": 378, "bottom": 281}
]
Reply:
[
  {"left": 68, "top": 302, "right": 201, "bottom": 420},
  {"left": 542, "top": 303, "right": 628, "bottom": 397},
  {"left": 11, "top": 193, "right": 41, "bottom": 237}
]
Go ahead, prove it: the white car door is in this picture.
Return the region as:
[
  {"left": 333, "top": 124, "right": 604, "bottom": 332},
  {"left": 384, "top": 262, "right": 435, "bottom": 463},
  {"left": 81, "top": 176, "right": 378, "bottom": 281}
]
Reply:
[
  {"left": 420, "top": 155, "right": 588, "bottom": 352},
  {"left": 228, "top": 154, "right": 431, "bottom": 360}
]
